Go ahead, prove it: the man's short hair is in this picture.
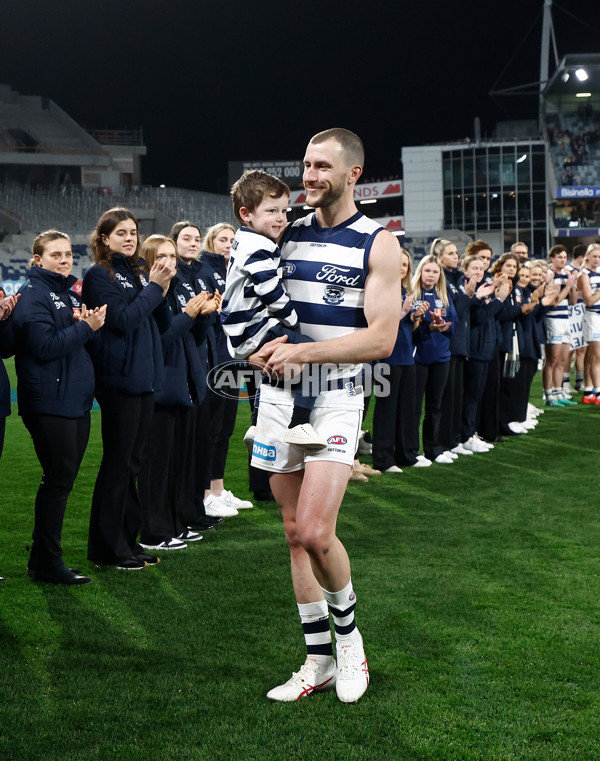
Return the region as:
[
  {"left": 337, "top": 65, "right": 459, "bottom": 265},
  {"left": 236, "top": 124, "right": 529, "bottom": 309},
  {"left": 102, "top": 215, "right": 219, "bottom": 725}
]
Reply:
[
  {"left": 230, "top": 170, "right": 290, "bottom": 225},
  {"left": 309, "top": 127, "right": 365, "bottom": 168},
  {"left": 549, "top": 244, "right": 567, "bottom": 259}
]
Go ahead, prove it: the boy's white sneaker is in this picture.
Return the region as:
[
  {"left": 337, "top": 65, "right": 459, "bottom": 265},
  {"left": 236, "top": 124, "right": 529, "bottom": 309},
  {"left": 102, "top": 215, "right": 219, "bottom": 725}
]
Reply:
[
  {"left": 266, "top": 656, "right": 337, "bottom": 702},
  {"left": 243, "top": 425, "right": 257, "bottom": 455},
  {"left": 284, "top": 423, "right": 328, "bottom": 451}
]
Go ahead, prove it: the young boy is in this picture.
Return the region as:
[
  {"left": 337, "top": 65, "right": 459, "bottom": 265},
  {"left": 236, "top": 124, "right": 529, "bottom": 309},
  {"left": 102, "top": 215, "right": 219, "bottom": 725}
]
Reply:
[{"left": 222, "top": 170, "right": 326, "bottom": 451}]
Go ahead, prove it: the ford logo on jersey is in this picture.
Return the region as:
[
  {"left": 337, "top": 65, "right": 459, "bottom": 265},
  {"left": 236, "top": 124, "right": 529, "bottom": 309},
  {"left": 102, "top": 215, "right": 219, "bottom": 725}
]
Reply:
[
  {"left": 252, "top": 441, "right": 276, "bottom": 461},
  {"left": 327, "top": 435, "right": 348, "bottom": 446}
]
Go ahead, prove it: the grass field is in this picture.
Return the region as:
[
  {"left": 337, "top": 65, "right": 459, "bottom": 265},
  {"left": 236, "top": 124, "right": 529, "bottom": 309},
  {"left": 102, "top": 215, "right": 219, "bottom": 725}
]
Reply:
[{"left": 1, "top": 358, "right": 600, "bottom": 761}]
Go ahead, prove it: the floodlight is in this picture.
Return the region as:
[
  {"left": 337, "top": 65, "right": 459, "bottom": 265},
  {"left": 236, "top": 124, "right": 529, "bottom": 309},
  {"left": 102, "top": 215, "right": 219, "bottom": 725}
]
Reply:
[
  {"left": 575, "top": 68, "right": 588, "bottom": 82},
  {"left": 576, "top": 92, "right": 592, "bottom": 98},
  {"left": 516, "top": 154, "right": 527, "bottom": 164}
]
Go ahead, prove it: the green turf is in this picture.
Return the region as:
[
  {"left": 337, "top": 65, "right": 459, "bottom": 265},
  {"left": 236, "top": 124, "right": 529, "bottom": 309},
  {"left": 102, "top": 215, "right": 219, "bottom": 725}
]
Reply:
[{"left": 1, "top": 359, "right": 599, "bottom": 760}]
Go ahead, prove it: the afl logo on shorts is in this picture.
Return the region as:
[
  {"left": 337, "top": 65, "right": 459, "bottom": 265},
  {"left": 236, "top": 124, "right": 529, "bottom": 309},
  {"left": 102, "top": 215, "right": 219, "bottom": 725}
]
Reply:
[
  {"left": 283, "top": 262, "right": 296, "bottom": 277},
  {"left": 327, "top": 435, "right": 347, "bottom": 446},
  {"left": 323, "top": 285, "right": 345, "bottom": 305}
]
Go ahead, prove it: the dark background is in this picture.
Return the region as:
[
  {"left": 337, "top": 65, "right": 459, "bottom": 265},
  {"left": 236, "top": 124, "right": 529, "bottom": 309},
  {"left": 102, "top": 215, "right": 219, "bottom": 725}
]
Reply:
[{"left": 1, "top": 0, "right": 598, "bottom": 191}]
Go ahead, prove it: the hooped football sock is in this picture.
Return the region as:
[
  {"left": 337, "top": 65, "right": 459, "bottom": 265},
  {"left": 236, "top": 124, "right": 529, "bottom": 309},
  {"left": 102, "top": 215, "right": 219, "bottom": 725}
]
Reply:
[{"left": 298, "top": 600, "right": 333, "bottom": 658}]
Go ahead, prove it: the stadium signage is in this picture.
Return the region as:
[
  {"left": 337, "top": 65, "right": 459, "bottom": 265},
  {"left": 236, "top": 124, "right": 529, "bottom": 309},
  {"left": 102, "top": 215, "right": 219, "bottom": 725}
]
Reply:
[
  {"left": 557, "top": 186, "right": 600, "bottom": 199},
  {"left": 290, "top": 179, "right": 403, "bottom": 207}
]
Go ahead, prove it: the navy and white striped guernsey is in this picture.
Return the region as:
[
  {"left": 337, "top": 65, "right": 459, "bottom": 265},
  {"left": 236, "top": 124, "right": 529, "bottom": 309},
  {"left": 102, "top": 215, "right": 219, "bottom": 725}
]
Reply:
[
  {"left": 221, "top": 227, "right": 299, "bottom": 358},
  {"left": 581, "top": 267, "right": 600, "bottom": 313},
  {"left": 545, "top": 268, "right": 570, "bottom": 318},
  {"left": 279, "top": 211, "right": 383, "bottom": 377}
]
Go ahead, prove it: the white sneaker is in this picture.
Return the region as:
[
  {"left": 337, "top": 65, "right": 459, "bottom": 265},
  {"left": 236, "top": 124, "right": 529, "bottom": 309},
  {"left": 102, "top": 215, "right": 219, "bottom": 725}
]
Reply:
[
  {"left": 140, "top": 537, "right": 187, "bottom": 551},
  {"left": 204, "top": 493, "right": 238, "bottom": 518},
  {"left": 435, "top": 453, "right": 454, "bottom": 464},
  {"left": 283, "top": 423, "right": 328, "bottom": 451},
  {"left": 507, "top": 422, "right": 527, "bottom": 435},
  {"left": 463, "top": 436, "right": 489, "bottom": 454},
  {"left": 383, "top": 465, "right": 403, "bottom": 473},
  {"left": 218, "top": 489, "right": 254, "bottom": 510},
  {"left": 519, "top": 419, "right": 537, "bottom": 430},
  {"left": 413, "top": 455, "right": 432, "bottom": 467},
  {"left": 266, "top": 656, "right": 336, "bottom": 702},
  {"left": 444, "top": 450, "right": 458, "bottom": 460},
  {"left": 336, "top": 633, "right": 369, "bottom": 703},
  {"left": 451, "top": 444, "right": 473, "bottom": 456},
  {"left": 563, "top": 383, "right": 575, "bottom": 395},
  {"left": 527, "top": 402, "right": 544, "bottom": 417},
  {"left": 243, "top": 425, "right": 256, "bottom": 455},
  {"left": 177, "top": 529, "right": 203, "bottom": 543},
  {"left": 474, "top": 434, "right": 494, "bottom": 450}
]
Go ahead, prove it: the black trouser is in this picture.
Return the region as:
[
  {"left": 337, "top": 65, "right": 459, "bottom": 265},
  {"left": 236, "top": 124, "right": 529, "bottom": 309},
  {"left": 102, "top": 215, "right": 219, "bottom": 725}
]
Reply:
[
  {"left": 522, "top": 357, "right": 538, "bottom": 417},
  {"left": 206, "top": 379, "right": 238, "bottom": 481},
  {"left": 0, "top": 416, "right": 5, "bottom": 460},
  {"left": 193, "top": 398, "right": 212, "bottom": 505},
  {"left": 440, "top": 355, "right": 465, "bottom": 452},
  {"left": 415, "top": 361, "right": 450, "bottom": 460},
  {"left": 138, "top": 405, "right": 177, "bottom": 545},
  {"left": 477, "top": 351, "right": 500, "bottom": 442},
  {"left": 460, "top": 359, "right": 489, "bottom": 443},
  {"left": 88, "top": 391, "right": 153, "bottom": 564},
  {"left": 373, "top": 364, "right": 419, "bottom": 469},
  {"left": 499, "top": 354, "right": 530, "bottom": 429},
  {"left": 23, "top": 413, "right": 90, "bottom": 571}
]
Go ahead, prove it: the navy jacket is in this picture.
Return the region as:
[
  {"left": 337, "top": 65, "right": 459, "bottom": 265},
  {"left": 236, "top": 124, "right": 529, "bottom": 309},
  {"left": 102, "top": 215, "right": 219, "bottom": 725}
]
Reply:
[
  {"left": 154, "top": 272, "right": 210, "bottom": 407},
  {"left": 413, "top": 288, "right": 457, "bottom": 365},
  {"left": 497, "top": 285, "right": 525, "bottom": 355},
  {"left": 10, "top": 267, "right": 96, "bottom": 418},
  {"left": 383, "top": 287, "right": 415, "bottom": 366},
  {"left": 82, "top": 254, "right": 166, "bottom": 395},
  {"left": 468, "top": 291, "right": 505, "bottom": 362},
  {"left": 522, "top": 286, "right": 549, "bottom": 360},
  {"left": 197, "top": 251, "right": 230, "bottom": 367},
  {"left": 447, "top": 275, "right": 472, "bottom": 358}
]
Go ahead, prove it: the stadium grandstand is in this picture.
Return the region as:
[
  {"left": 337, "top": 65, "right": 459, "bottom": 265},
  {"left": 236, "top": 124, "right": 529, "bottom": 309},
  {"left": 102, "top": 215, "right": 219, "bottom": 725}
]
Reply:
[
  {"left": 0, "top": 84, "right": 235, "bottom": 287},
  {"left": 401, "top": 4, "right": 600, "bottom": 258}
]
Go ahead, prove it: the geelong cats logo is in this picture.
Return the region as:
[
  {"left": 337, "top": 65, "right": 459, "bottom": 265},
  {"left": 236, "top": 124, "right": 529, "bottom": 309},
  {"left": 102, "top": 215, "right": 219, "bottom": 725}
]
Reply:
[{"left": 323, "top": 285, "right": 345, "bottom": 305}]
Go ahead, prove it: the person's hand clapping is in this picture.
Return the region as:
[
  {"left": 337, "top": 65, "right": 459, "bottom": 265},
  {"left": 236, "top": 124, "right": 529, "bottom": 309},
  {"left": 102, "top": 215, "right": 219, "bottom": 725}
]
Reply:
[
  {"left": 0, "top": 293, "right": 20, "bottom": 321},
  {"left": 428, "top": 310, "right": 451, "bottom": 332},
  {"left": 81, "top": 303, "right": 107, "bottom": 332},
  {"left": 149, "top": 258, "right": 176, "bottom": 296},
  {"left": 183, "top": 293, "right": 208, "bottom": 318}
]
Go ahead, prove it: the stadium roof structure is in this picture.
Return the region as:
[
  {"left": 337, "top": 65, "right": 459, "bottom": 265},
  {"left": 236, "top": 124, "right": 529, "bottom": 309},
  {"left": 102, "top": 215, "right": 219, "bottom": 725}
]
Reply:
[{"left": 543, "top": 53, "right": 600, "bottom": 104}]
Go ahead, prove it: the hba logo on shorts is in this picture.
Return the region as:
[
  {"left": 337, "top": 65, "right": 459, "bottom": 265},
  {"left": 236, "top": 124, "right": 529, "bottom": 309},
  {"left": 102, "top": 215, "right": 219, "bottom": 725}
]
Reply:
[
  {"left": 327, "top": 435, "right": 347, "bottom": 446},
  {"left": 252, "top": 441, "right": 276, "bottom": 461}
]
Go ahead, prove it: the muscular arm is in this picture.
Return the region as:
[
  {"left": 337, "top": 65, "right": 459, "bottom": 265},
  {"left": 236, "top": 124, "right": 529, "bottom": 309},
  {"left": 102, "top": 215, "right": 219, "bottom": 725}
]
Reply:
[
  {"left": 577, "top": 272, "right": 600, "bottom": 308},
  {"left": 259, "top": 230, "right": 403, "bottom": 374}
]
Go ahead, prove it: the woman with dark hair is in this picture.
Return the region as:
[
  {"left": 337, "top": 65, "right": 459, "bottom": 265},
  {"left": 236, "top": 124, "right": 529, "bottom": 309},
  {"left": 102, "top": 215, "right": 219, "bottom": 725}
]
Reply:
[
  {"left": 490, "top": 253, "right": 536, "bottom": 436},
  {"left": 458, "top": 255, "right": 509, "bottom": 453},
  {"left": 82, "top": 207, "right": 175, "bottom": 570},
  {"left": 169, "top": 221, "right": 235, "bottom": 521},
  {"left": 11, "top": 230, "right": 105, "bottom": 584}
]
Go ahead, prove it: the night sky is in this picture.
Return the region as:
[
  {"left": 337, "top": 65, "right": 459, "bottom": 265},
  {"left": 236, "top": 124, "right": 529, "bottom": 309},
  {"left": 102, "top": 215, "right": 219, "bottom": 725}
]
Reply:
[{"left": 1, "top": 0, "right": 598, "bottom": 192}]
